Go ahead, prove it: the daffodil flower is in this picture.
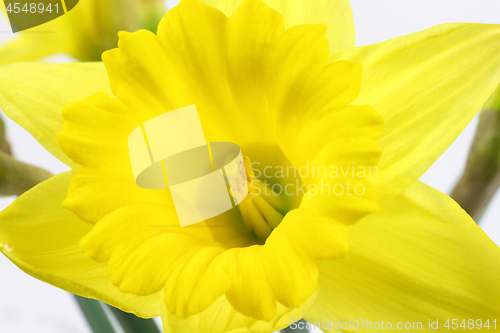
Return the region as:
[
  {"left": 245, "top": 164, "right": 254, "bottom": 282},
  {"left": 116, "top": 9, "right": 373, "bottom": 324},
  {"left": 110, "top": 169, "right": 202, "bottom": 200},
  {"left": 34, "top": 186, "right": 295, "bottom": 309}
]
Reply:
[
  {"left": 1, "top": 0, "right": 500, "bottom": 332},
  {"left": 0, "top": 0, "right": 165, "bottom": 63}
]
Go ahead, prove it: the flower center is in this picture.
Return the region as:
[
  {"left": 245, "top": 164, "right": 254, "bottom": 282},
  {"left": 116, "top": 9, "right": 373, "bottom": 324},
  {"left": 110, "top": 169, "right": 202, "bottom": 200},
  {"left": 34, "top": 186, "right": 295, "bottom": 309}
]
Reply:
[{"left": 238, "top": 156, "right": 287, "bottom": 240}]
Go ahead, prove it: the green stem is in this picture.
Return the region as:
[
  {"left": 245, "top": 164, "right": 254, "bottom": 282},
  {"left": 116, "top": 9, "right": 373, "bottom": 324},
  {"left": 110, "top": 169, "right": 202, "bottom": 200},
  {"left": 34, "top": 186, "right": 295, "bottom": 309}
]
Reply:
[
  {"left": 0, "top": 114, "right": 11, "bottom": 154},
  {"left": 0, "top": 149, "right": 53, "bottom": 196},
  {"left": 106, "top": 305, "right": 161, "bottom": 333},
  {"left": 281, "top": 319, "right": 310, "bottom": 332},
  {"left": 74, "top": 296, "right": 117, "bottom": 333},
  {"left": 451, "top": 86, "right": 500, "bottom": 221}
]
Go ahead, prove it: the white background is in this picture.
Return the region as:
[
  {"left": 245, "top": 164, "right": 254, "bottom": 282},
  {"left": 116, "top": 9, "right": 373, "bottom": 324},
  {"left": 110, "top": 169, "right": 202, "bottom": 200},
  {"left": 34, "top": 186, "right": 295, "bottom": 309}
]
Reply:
[{"left": 0, "top": 0, "right": 500, "bottom": 332}]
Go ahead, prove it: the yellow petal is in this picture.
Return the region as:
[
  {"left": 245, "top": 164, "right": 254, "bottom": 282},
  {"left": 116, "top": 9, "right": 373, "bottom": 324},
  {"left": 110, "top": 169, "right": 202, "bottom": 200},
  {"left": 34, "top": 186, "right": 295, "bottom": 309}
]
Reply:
[
  {"left": 79, "top": 191, "right": 258, "bottom": 317},
  {"left": 58, "top": 90, "right": 172, "bottom": 223},
  {"left": 0, "top": 62, "right": 111, "bottom": 167},
  {"left": 202, "top": 0, "right": 355, "bottom": 54},
  {"left": 331, "top": 23, "right": 500, "bottom": 202},
  {"left": 0, "top": 171, "right": 161, "bottom": 318},
  {"left": 273, "top": 60, "right": 361, "bottom": 138},
  {"left": 224, "top": 0, "right": 285, "bottom": 142},
  {"left": 58, "top": 91, "right": 140, "bottom": 172},
  {"left": 99, "top": 0, "right": 350, "bottom": 154},
  {"left": 0, "top": 8, "right": 72, "bottom": 64},
  {"left": 279, "top": 102, "right": 383, "bottom": 225},
  {"left": 162, "top": 291, "right": 318, "bottom": 333},
  {"left": 200, "top": 208, "right": 348, "bottom": 322},
  {"left": 0, "top": 35, "right": 66, "bottom": 64},
  {"left": 102, "top": 0, "right": 282, "bottom": 146},
  {"left": 261, "top": 209, "right": 348, "bottom": 309},
  {"left": 102, "top": 0, "right": 250, "bottom": 145},
  {"left": 306, "top": 181, "right": 500, "bottom": 330},
  {"left": 62, "top": 168, "right": 171, "bottom": 223},
  {"left": 80, "top": 203, "right": 179, "bottom": 262}
]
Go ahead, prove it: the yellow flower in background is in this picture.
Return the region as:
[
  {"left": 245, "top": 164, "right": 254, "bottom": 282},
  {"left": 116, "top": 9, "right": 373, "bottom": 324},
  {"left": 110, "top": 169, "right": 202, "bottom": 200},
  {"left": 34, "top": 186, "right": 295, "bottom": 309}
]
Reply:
[
  {"left": 1, "top": 0, "right": 500, "bottom": 332},
  {"left": 0, "top": 0, "right": 165, "bottom": 63}
]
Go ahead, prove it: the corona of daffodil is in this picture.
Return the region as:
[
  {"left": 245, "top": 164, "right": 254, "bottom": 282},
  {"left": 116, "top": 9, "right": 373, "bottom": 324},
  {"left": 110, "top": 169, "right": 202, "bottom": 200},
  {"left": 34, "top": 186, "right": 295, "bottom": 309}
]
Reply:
[{"left": 1, "top": 0, "right": 500, "bottom": 332}]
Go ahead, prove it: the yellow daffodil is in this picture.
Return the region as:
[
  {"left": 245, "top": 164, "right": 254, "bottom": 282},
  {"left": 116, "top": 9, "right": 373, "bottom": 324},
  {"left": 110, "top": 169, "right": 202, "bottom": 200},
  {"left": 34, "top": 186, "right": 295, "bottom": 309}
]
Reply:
[
  {"left": 1, "top": 0, "right": 500, "bottom": 332},
  {"left": 0, "top": 0, "right": 165, "bottom": 63}
]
